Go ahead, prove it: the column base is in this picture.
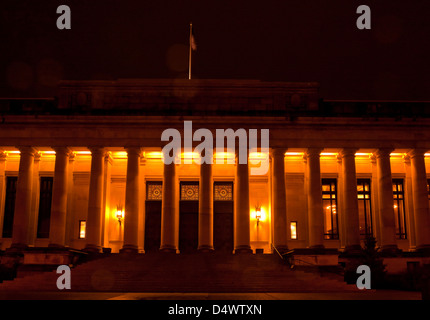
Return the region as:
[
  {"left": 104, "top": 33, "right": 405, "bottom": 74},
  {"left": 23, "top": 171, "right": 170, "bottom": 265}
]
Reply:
[
  {"left": 120, "top": 245, "right": 139, "bottom": 254},
  {"left": 379, "top": 244, "right": 401, "bottom": 256},
  {"left": 234, "top": 245, "right": 253, "bottom": 254},
  {"left": 343, "top": 244, "right": 362, "bottom": 255},
  {"left": 273, "top": 245, "right": 289, "bottom": 254},
  {"left": 8, "top": 243, "right": 28, "bottom": 252},
  {"left": 83, "top": 244, "right": 102, "bottom": 253},
  {"left": 159, "top": 245, "right": 177, "bottom": 253},
  {"left": 415, "top": 244, "right": 430, "bottom": 255},
  {"left": 198, "top": 245, "right": 214, "bottom": 253},
  {"left": 48, "top": 243, "right": 66, "bottom": 249},
  {"left": 308, "top": 244, "right": 325, "bottom": 250}
]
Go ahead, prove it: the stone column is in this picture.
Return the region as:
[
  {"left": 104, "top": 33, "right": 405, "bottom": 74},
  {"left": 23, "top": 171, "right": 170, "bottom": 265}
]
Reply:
[
  {"left": 271, "top": 148, "right": 288, "bottom": 252},
  {"left": 84, "top": 147, "right": 105, "bottom": 253},
  {"left": 160, "top": 162, "right": 177, "bottom": 252},
  {"left": 340, "top": 149, "right": 361, "bottom": 253},
  {"left": 198, "top": 162, "right": 214, "bottom": 252},
  {"left": 121, "top": 147, "right": 141, "bottom": 253},
  {"left": 65, "top": 152, "right": 76, "bottom": 247},
  {"left": 11, "top": 147, "right": 36, "bottom": 250},
  {"left": 306, "top": 148, "right": 325, "bottom": 249},
  {"left": 409, "top": 149, "right": 430, "bottom": 251},
  {"left": 49, "top": 147, "right": 71, "bottom": 248},
  {"left": 234, "top": 153, "right": 252, "bottom": 253},
  {"left": 0, "top": 152, "right": 6, "bottom": 240},
  {"left": 375, "top": 149, "right": 398, "bottom": 253}
]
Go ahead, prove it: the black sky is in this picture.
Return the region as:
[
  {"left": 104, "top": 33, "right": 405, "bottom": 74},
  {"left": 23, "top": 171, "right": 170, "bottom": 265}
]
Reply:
[{"left": 1, "top": 0, "right": 430, "bottom": 100}]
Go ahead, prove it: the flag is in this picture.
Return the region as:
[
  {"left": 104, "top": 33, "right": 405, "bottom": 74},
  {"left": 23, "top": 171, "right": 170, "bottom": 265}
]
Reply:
[{"left": 190, "top": 23, "right": 197, "bottom": 51}]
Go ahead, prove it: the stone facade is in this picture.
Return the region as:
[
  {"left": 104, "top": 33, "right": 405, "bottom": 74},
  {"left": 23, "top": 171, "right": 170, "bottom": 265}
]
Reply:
[{"left": 0, "top": 79, "right": 429, "bottom": 258}]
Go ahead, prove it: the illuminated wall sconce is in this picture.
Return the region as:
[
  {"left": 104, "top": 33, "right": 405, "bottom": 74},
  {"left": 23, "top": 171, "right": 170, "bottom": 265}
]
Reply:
[
  {"left": 255, "top": 205, "right": 262, "bottom": 226},
  {"left": 116, "top": 205, "right": 124, "bottom": 226}
]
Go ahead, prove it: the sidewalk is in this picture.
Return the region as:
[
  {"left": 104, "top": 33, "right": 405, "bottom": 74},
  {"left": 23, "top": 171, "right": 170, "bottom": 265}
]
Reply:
[{"left": 0, "top": 290, "right": 422, "bottom": 300}]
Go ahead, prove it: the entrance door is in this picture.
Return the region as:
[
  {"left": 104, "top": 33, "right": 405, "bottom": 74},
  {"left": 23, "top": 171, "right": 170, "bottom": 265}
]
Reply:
[
  {"left": 213, "top": 182, "right": 234, "bottom": 252},
  {"left": 179, "top": 182, "right": 199, "bottom": 253},
  {"left": 144, "top": 182, "right": 162, "bottom": 253}
]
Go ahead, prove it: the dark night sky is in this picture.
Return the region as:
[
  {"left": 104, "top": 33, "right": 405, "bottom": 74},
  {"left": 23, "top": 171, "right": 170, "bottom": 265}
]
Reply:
[{"left": 1, "top": 0, "right": 430, "bottom": 100}]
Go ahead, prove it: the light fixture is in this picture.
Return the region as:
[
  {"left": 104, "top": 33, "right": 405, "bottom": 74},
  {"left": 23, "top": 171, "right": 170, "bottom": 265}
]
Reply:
[
  {"left": 255, "top": 205, "right": 262, "bottom": 226},
  {"left": 116, "top": 205, "right": 124, "bottom": 226}
]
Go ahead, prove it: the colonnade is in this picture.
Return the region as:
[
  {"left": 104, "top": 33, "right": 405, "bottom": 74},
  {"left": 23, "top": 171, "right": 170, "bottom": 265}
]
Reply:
[{"left": 6, "top": 146, "right": 430, "bottom": 253}]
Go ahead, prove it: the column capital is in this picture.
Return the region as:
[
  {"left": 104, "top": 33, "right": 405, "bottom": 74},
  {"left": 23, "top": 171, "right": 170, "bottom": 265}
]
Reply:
[
  {"left": 125, "top": 146, "right": 143, "bottom": 157},
  {"left": 16, "top": 146, "right": 37, "bottom": 157},
  {"left": 305, "top": 148, "right": 323, "bottom": 158},
  {"left": 51, "top": 147, "right": 72, "bottom": 156},
  {"left": 87, "top": 146, "right": 106, "bottom": 156},
  {"left": 0, "top": 151, "right": 7, "bottom": 161},
  {"left": 270, "top": 148, "right": 287, "bottom": 158},
  {"left": 34, "top": 152, "right": 42, "bottom": 162},
  {"left": 408, "top": 149, "right": 428, "bottom": 159},
  {"left": 339, "top": 148, "right": 358, "bottom": 158},
  {"left": 375, "top": 148, "right": 394, "bottom": 159}
]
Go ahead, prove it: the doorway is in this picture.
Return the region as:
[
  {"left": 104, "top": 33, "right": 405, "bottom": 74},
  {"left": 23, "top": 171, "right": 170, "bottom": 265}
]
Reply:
[
  {"left": 179, "top": 182, "right": 199, "bottom": 253},
  {"left": 144, "top": 182, "right": 162, "bottom": 253},
  {"left": 213, "top": 182, "right": 234, "bottom": 252}
]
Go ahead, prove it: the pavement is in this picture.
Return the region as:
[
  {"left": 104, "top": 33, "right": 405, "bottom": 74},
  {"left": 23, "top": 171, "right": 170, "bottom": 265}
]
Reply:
[{"left": 0, "top": 290, "right": 423, "bottom": 300}]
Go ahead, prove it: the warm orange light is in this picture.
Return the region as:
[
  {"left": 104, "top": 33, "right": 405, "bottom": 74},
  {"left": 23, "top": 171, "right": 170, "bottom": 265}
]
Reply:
[
  {"left": 255, "top": 208, "right": 261, "bottom": 221},
  {"left": 320, "top": 152, "right": 338, "bottom": 156},
  {"left": 284, "top": 152, "right": 304, "bottom": 156},
  {"left": 251, "top": 206, "right": 267, "bottom": 222},
  {"left": 290, "top": 222, "right": 297, "bottom": 240},
  {"left": 249, "top": 152, "right": 269, "bottom": 160},
  {"left": 116, "top": 209, "right": 124, "bottom": 220},
  {"left": 113, "top": 151, "right": 128, "bottom": 159},
  {"left": 79, "top": 220, "right": 86, "bottom": 239},
  {"left": 145, "top": 151, "right": 163, "bottom": 159}
]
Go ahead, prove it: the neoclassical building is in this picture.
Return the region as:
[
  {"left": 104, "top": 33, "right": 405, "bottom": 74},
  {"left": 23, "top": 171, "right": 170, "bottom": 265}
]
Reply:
[{"left": 0, "top": 79, "right": 430, "bottom": 258}]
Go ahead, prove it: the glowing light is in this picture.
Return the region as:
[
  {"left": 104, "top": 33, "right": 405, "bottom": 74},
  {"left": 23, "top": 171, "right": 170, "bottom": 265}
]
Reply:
[
  {"left": 145, "top": 151, "right": 163, "bottom": 159},
  {"left": 116, "top": 207, "right": 124, "bottom": 220},
  {"left": 182, "top": 152, "right": 200, "bottom": 159},
  {"left": 113, "top": 151, "right": 128, "bottom": 158},
  {"left": 249, "top": 152, "right": 269, "bottom": 160},
  {"left": 79, "top": 220, "right": 86, "bottom": 239},
  {"left": 251, "top": 206, "right": 267, "bottom": 222},
  {"left": 321, "top": 152, "right": 338, "bottom": 156},
  {"left": 284, "top": 152, "right": 304, "bottom": 156},
  {"left": 290, "top": 222, "right": 297, "bottom": 240}
]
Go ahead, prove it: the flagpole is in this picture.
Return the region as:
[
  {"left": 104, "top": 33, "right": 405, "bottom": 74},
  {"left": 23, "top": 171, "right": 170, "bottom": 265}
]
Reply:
[{"left": 188, "top": 22, "right": 192, "bottom": 80}]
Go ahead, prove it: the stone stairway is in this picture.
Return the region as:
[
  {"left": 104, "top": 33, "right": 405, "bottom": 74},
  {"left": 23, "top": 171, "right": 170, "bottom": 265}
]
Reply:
[{"left": 0, "top": 252, "right": 362, "bottom": 293}]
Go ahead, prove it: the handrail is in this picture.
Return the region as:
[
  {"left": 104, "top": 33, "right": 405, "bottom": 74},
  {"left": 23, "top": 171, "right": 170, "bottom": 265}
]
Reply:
[
  {"left": 270, "top": 244, "right": 344, "bottom": 276},
  {"left": 271, "top": 243, "right": 284, "bottom": 260}
]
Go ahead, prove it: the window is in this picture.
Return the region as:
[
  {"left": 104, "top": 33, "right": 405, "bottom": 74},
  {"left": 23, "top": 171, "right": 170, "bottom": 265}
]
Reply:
[
  {"left": 214, "top": 182, "right": 233, "bottom": 201},
  {"left": 427, "top": 179, "right": 430, "bottom": 200},
  {"left": 290, "top": 221, "right": 298, "bottom": 240},
  {"left": 2, "top": 176, "right": 18, "bottom": 238},
  {"left": 322, "top": 179, "right": 338, "bottom": 239},
  {"left": 146, "top": 181, "right": 162, "bottom": 201},
  {"left": 78, "top": 220, "right": 86, "bottom": 239},
  {"left": 393, "top": 179, "right": 407, "bottom": 239},
  {"left": 37, "top": 177, "right": 53, "bottom": 238},
  {"left": 180, "top": 182, "right": 199, "bottom": 201},
  {"left": 357, "top": 179, "right": 373, "bottom": 238}
]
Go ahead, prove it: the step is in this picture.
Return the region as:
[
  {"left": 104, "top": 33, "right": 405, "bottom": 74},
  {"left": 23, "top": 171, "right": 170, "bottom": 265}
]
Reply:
[{"left": 0, "top": 253, "right": 358, "bottom": 293}]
